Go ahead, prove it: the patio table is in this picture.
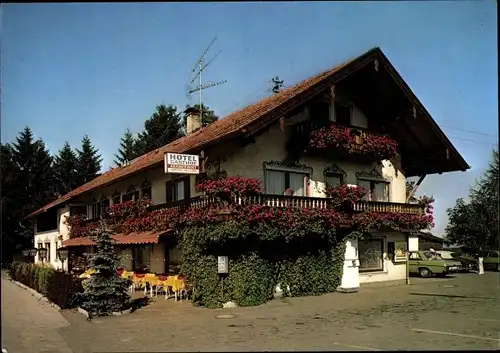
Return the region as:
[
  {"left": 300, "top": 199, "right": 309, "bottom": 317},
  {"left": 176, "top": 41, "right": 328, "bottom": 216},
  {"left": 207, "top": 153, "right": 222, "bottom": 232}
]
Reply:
[{"left": 142, "top": 275, "right": 185, "bottom": 300}]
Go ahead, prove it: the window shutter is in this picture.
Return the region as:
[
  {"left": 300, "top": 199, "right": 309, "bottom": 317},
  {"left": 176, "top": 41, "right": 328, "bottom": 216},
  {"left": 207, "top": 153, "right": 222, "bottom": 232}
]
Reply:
[
  {"left": 183, "top": 176, "right": 191, "bottom": 200},
  {"left": 166, "top": 182, "right": 174, "bottom": 203}
]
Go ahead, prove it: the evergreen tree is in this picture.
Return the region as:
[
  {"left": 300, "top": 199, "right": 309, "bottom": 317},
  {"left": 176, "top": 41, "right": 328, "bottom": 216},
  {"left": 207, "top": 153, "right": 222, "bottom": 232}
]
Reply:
[
  {"left": 182, "top": 103, "right": 219, "bottom": 132},
  {"left": 76, "top": 135, "right": 102, "bottom": 186},
  {"left": 446, "top": 149, "right": 499, "bottom": 255},
  {"left": 113, "top": 129, "right": 140, "bottom": 166},
  {"left": 53, "top": 141, "right": 78, "bottom": 195},
  {"left": 1, "top": 143, "right": 19, "bottom": 261},
  {"left": 78, "top": 220, "right": 132, "bottom": 317},
  {"left": 3, "top": 127, "right": 56, "bottom": 259},
  {"left": 135, "top": 104, "right": 184, "bottom": 155}
]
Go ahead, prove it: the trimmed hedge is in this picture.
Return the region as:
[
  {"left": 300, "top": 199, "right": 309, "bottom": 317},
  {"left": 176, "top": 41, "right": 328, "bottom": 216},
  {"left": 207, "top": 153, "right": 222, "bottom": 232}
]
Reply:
[
  {"left": 180, "top": 223, "right": 349, "bottom": 309},
  {"left": 9, "top": 262, "right": 84, "bottom": 309}
]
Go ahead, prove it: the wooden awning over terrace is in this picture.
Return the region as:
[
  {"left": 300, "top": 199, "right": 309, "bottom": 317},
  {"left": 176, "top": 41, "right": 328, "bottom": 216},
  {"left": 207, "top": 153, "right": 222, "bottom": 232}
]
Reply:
[{"left": 61, "top": 231, "right": 171, "bottom": 247}]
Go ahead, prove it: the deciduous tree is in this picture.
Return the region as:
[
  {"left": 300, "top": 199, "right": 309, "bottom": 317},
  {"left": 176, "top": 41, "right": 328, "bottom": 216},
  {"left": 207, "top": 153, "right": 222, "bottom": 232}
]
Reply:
[{"left": 446, "top": 149, "right": 499, "bottom": 255}]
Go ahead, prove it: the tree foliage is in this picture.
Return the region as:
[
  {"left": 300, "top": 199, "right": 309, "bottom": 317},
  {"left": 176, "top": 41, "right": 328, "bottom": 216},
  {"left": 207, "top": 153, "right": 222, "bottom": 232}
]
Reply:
[
  {"left": 182, "top": 103, "right": 219, "bottom": 132},
  {"left": 77, "top": 219, "right": 131, "bottom": 317},
  {"left": 76, "top": 135, "right": 102, "bottom": 186},
  {"left": 1, "top": 127, "right": 56, "bottom": 260},
  {"left": 53, "top": 142, "right": 79, "bottom": 195},
  {"left": 135, "top": 104, "right": 184, "bottom": 156},
  {"left": 446, "top": 149, "right": 499, "bottom": 254},
  {"left": 113, "top": 129, "right": 140, "bottom": 167}
]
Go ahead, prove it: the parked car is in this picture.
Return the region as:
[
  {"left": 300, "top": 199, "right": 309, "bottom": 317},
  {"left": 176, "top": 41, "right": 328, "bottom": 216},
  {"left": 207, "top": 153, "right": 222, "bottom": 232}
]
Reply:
[
  {"left": 436, "top": 250, "right": 478, "bottom": 272},
  {"left": 408, "top": 251, "right": 462, "bottom": 278},
  {"left": 478, "top": 250, "right": 500, "bottom": 271}
]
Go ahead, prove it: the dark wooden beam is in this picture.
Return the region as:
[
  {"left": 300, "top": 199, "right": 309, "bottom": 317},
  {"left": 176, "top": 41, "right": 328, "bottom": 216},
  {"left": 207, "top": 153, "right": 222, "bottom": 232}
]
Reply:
[{"left": 406, "top": 174, "right": 427, "bottom": 202}]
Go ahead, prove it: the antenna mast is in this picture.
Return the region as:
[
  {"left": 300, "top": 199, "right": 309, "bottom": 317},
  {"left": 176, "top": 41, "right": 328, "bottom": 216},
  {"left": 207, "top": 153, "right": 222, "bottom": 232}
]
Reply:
[{"left": 188, "top": 37, "right": 226, "bottom": 123}]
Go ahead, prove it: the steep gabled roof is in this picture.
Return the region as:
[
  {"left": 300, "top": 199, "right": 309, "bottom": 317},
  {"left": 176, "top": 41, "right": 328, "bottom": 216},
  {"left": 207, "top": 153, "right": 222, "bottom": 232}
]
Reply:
[{"left": 26, "top": 47, "right": 469, "bottom": 219}]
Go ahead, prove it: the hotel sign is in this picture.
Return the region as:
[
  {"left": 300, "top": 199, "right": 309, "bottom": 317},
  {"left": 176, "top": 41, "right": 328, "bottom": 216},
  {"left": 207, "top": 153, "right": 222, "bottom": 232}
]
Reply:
[{"left": 165, "top": 153, "right": 200, "bottom": 174}]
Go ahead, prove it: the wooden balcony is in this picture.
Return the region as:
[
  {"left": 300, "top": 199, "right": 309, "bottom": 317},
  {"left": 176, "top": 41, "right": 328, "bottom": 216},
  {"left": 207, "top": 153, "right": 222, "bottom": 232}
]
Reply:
[{"left": 150, "top": 195, "right": 425, "bottom": 215}]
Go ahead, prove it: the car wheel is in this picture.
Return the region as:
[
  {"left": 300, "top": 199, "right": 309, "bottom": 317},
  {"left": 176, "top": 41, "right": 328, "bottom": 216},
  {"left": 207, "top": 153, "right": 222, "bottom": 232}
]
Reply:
[{"left": 419, "top": 268, "right": 432, "bottom": 278}]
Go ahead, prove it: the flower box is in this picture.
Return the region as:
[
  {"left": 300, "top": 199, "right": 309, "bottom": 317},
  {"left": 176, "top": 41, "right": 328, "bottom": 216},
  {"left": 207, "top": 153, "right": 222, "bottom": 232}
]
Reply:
[{"left": 308, "top": 124, "right": 398, "bottom": 162}]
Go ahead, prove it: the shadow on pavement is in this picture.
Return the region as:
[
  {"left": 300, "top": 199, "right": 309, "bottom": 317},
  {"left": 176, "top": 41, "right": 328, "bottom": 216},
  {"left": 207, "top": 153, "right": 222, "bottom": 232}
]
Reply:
[
  {"left": 130, "top": 296, "right": 151, "bottom": 313},
  {"left": 409, "top": 292, "right": 498, "bottom": 300}
]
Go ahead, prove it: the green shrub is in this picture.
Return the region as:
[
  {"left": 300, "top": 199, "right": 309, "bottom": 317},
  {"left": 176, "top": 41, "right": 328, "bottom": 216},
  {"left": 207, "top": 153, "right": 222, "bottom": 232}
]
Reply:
[
  {"left": 179, "top": 223, "right": 351, "bottom": 308},
  {"left": 227, "top": 253, "right": 275, "bottom": 307},
  {"left": 8, "top": 262, "right": 83, "bottom": 309}
]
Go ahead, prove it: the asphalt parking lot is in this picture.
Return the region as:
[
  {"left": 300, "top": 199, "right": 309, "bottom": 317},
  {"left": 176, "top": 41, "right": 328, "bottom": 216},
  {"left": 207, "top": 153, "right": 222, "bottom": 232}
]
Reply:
[{"left": 3, "top": 271, "right": 500, "bottom": 352}]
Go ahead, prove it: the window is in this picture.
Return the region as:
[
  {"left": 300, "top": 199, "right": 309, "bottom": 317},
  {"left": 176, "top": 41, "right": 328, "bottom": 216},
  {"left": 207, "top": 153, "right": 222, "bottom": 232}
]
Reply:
[
  {"left": 132, "top": 246, "right": 151, "bottom": 273},
  {"left": 36, "top": 209, "right": 58, "bottom": 232},
  {"left": 112, "top": 193, "right": 121, "bottom": 205},
  {"left": 123, "top": 187, "right": 139, "bottom": 202},
  {"left": 358, "top": 179, "right": 389, "bottom": 202},
  {"left": 166, "top": 177, "right": 191, "bottom": 203},
  {"left": 359, "top": 239, "right": 384, "bottom": 272},
  {"left": 100, "top": 198, "right": 110, "bottom": 215},
  {"left": 141, "top": 180, "right": 152, "bottom": 200},
  {"left": 141, "top": 186, "right": 152, "bottom": 200},
  {"left": 489, "top": 251, "right": 498, "bottom": 258},
  {"left": 122, "top": 193, "right": 133, "bottom": 202},
  {"left": 45, "top": 242, "right": 51, "bottom": 262},
  {"left": 265, "top": 168, "right": 309, "bottom": 196},
  {"left": 310, "top": 101, "right": 330, "bottom": 129},
  {"left": 325, "top": 173, "right": 343, "bottom": 187},
  {"left": 91, "top": 201, "right": 101, "bottom": 219},
  {"left": 409, "top": 252, "right": 422, "bottom": 260},
  {"left": 387, "top": 242, "right": 395, "bottom": 261},
  {"left": 69, "top": 205, "right": 87, "bottom": 217},
  {"left": 335, "top": 103, "right": 352, "bottom": 125}
]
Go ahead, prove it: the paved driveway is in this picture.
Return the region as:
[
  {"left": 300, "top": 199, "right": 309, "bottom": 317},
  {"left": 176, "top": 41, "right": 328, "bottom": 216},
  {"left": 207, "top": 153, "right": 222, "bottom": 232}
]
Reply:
[{"left": 2, "top": 271, "right": 500, "bottom": 352}]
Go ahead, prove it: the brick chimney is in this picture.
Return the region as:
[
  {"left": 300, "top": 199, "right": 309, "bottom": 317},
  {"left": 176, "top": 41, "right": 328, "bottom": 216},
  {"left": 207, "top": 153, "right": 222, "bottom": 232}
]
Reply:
[{"left": 185, "top": 107, "right": 202, "bottom": 134}]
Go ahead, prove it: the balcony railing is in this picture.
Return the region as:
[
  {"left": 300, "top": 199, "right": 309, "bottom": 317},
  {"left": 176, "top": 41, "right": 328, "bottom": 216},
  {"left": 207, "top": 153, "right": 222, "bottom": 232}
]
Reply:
[{"left": 150, "top": 195, "right": 425, "bottom": 215}]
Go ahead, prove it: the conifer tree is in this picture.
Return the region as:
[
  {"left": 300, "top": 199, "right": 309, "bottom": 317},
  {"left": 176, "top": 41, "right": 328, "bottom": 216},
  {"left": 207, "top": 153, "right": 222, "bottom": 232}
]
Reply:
[
  {"left": 76, "top": 135, "right": 102, "bottom": 186},
  {"left": 79, "top": 219, "right": 132, "bottom": 317},
  {"left": 53, "top": 141, "right": 78, "bottom": 195},
  {"left": 114, "top": 129, "right": 140, "bottom": 166},
  {"left": 135, "top": 104, "right": 184, "bottom": 155}
]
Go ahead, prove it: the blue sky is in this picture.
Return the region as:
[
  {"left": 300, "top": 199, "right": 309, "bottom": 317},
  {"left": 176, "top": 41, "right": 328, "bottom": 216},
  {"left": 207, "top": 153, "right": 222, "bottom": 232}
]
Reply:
[{"left": 2, "top": 2, "right": 497, "bottom": 236}]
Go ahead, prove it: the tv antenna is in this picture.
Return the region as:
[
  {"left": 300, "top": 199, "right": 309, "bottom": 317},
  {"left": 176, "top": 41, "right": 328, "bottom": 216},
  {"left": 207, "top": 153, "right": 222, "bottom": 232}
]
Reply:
[{"left": 187, "top": 36, "right": 227, "bottom": 123}]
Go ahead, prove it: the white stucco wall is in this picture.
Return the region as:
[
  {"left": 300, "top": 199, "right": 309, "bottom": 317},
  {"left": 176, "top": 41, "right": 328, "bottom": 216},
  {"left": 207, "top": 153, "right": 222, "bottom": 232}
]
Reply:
[{"left": 34, "top": 230, "right": 68, "bottom": 271}]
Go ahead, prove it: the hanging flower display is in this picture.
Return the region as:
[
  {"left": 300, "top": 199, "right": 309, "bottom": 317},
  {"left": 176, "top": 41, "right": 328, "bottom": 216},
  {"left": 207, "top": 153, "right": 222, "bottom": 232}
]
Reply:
[
  {"left": 309, "top": 123, "right": 398, "bottom": 161},
  {"left": 67, "top": 177, "right": 433, "bottom": 240}
]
